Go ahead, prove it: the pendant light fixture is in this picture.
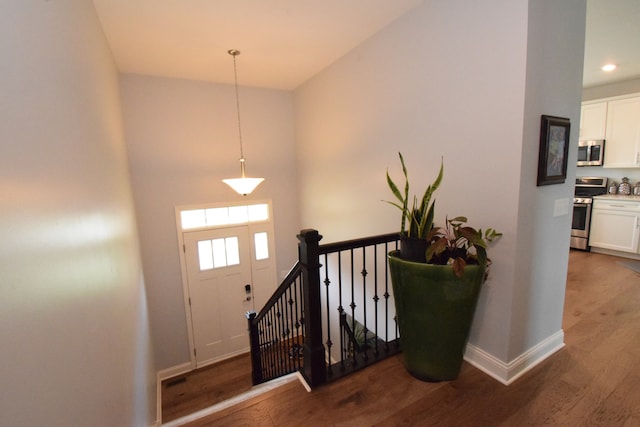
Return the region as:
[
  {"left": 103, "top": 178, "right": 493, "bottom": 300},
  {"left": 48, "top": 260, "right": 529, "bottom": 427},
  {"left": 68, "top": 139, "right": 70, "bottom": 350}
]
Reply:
[{"left": 222, "top": 49, "right": 264, "bottom": 195}]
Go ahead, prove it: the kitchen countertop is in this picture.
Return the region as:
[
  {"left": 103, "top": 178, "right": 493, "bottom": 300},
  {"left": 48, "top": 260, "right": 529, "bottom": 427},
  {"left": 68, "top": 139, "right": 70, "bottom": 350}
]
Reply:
[{"left": 594, "top": 194, "right": 640, "bottom": 201}]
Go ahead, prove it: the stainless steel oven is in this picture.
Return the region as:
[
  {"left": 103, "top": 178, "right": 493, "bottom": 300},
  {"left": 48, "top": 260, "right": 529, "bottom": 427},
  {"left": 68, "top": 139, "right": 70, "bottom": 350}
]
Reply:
[{"left": 571, "top": 177, "right": 607, "bottom": 250}]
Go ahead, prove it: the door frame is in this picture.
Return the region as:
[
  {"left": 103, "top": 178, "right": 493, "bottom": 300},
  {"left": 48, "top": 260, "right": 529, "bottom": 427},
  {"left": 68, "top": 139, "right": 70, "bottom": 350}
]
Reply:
[{"left": 175, "top": 199, "right": 277, "bottom": 370}]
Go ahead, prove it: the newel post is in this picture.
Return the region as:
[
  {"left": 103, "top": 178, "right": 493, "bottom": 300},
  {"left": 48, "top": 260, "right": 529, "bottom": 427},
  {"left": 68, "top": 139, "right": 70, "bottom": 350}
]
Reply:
[
  {"left": 298, "top": 229, "right": 327, "bottom": 387},
  {"left": 246, "top": 311, "right": 263, "bottom": 385}
]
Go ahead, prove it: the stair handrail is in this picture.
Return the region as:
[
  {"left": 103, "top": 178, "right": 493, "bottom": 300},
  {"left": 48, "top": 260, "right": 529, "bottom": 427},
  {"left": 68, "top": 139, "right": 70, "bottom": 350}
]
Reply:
[{"left": 248, "top": 229, "right": 400, "bottom": 387}]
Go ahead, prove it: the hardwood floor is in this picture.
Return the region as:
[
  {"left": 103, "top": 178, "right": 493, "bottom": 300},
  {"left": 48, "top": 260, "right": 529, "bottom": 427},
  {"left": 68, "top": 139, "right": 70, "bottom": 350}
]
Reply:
[
  {"left": 161, "top": 353, "right": 253, "bottom": 422},
  {"left": 166, "top": 250, "right": 640, "bottom": 426}
]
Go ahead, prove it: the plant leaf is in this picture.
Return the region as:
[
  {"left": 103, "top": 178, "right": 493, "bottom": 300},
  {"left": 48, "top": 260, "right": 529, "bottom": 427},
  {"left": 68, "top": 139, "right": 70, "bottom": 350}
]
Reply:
[
  {"left": 448, "top": 216, "right": 467, "bottom": 225},
  {"left": 426, "top": 226, "right": 442, "bottom": 241},
  {"left": 386, "top": 171, "right": 403, "bottom": 204},
  {"left": 425, "top": 236, "right": 448, "bottom": 261},
  {"left": 475, "top": 245, "right": 488, "bottom": 269},
  {"left": 452, "top": 257, "right": 466, "bottom": 278},
  {"left": 458, "top": 226, "right": 485, "bottom": 248},
  {"left": 484, "top": 228, "right": 503, "bottom": 242}
]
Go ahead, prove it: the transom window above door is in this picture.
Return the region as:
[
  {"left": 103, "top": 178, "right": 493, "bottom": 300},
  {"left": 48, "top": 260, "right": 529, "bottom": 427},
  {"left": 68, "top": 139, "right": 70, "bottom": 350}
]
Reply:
[{"left": 180, "top": 203, "right": 269, "bottom": 230}]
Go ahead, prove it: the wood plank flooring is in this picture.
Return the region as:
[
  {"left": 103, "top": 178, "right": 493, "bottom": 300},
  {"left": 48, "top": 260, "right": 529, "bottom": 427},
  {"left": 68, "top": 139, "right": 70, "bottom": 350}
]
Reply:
[
  {"left": 161, "top": 353, "right": 253, "bottom": 422},
  {"left": 166, "top": 250, "right": 640, "bottom": 426}
]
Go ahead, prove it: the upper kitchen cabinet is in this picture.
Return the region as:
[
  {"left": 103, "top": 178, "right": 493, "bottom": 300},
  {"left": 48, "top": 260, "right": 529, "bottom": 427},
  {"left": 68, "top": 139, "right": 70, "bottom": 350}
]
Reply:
[
  {"left": 579, "top": 101, "right": 607, "bottom": 141},
  {"left": 603, "top": 96, "right": 640, "bottom": 168}
]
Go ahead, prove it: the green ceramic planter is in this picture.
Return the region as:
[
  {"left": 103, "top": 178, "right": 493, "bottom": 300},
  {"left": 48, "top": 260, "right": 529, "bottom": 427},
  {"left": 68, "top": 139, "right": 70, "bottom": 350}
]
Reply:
[{"left": 388, "top": 250, "right": 485, "bottom": 381}]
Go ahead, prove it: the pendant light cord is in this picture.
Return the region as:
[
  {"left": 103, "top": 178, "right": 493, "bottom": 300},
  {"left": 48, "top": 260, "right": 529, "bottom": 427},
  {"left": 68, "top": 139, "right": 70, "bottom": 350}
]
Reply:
[
  {"left": 229, "top": 49, "right": 245, "bottom": 162},
  {"left": 222, "top": 49, "right": 264, "bottom": 194}
]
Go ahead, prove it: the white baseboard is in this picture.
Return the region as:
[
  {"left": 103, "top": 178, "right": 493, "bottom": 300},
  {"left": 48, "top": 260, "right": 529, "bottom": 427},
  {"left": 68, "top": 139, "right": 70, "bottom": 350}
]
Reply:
[
  {"left": 162, "top": 372, "right": 302, "bottom": 427},
  {"left": 591, "top": 247, "right": 640, "bottom": 260},
  {"left": 464, "top": 330, "right": 565, "bottom": 385},
  {"left": 158, "top": 362, "right": 193, "bottom": 381}
]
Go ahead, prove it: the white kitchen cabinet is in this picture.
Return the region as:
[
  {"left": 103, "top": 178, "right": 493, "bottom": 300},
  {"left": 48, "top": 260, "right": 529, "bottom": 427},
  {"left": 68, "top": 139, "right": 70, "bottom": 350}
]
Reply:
[
  {"left": 579, "top": 101, "right": 607, "bottom": 141},
  {"left": 589, "top": 199, "right": 640, "bottom": 253},
  {"left": 603, "top": 96, "right": 640, "bottom": 168}
]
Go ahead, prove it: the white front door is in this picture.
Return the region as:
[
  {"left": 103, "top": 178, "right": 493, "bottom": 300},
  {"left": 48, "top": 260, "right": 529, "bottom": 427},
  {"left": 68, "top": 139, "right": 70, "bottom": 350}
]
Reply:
[{"left": 183, "top": 226, "right": 255, "bottom": 367}]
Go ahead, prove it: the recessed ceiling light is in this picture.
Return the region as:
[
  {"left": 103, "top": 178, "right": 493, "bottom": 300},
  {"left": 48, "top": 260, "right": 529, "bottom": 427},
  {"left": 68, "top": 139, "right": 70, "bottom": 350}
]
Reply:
[{"left": 602, "top": 64, "right": 617, "bottom": 72}]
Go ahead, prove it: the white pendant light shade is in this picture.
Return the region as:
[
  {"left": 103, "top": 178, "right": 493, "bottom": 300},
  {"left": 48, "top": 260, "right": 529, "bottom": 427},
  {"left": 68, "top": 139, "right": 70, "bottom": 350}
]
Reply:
[
  {"left": 222, "top": 49, "right": 264, "bottom": 196},
  {"left": 223, "top": 177, "right": 264, "bottom": 196},
  {"left": 223, "top": 157, "right": 264, "bottom": 195}
]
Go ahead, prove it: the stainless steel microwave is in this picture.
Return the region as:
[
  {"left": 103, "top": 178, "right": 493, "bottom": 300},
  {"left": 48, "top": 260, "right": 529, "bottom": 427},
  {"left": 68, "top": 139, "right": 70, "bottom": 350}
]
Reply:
[{"left": 577, "top": 140, "right": 604, "bottom": 167}]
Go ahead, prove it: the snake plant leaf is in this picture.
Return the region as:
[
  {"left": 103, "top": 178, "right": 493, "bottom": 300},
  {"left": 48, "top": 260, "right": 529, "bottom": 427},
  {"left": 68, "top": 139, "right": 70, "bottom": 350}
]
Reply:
[
  {"left": 386, "top": 171, "right": 403, "bottom": 204},
  {"left": 385, "top": 153, "right": 444, "bottom": 239}
]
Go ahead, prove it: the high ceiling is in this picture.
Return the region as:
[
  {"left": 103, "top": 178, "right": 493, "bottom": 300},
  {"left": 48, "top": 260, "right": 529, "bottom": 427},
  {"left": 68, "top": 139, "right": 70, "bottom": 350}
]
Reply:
[
  {"left": 92, "top": 0, "right": 640, "bottom": 91},
  {"left": 92, "top": 0, "right": 423, "bottom": 90},
  {"left": 583, "top": 0, "right": 640, "bottom": 88}
]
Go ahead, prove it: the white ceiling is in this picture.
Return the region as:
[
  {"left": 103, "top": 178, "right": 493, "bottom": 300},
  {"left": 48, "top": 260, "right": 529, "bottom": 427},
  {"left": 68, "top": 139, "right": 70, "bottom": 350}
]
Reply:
[
  {"left": 583, "top": 0, "right": 640, "bottom": 88},
  {"left": 92, "top": 0, "right": 640, "bottom": 91},
  {"left": 92, "top": 0, "right": 424, "bottom": 90}
]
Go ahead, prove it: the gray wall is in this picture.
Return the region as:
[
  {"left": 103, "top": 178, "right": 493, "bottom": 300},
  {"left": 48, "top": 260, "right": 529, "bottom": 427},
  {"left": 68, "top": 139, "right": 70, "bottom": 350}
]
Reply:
[
  {"left": 120, "top": 75, "right": 300, "bottom": 370},
  {"left": 0, "top": 1, "right": 156, "bottom": 425},
  {"left": 294, "top": 0, "right": 586, "bottom": 372}
]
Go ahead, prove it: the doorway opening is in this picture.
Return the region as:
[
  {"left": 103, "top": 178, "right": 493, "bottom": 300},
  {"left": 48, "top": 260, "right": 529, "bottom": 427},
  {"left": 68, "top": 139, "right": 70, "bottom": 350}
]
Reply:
[{"left": 175, "top": 200, "right": 278, "bottom": 369}]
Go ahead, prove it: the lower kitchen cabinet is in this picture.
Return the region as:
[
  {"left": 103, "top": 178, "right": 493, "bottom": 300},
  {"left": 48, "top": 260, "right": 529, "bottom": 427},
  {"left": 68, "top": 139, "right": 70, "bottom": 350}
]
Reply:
[{"left": 589, "top": 199, "right": 640, "bottom": 253}]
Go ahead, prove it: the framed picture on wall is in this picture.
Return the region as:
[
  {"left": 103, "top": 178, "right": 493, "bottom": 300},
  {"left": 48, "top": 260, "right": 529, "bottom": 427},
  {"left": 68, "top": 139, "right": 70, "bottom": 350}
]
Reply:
[{"left": 537, "top": 115, "right": 570, "bottom": 186}]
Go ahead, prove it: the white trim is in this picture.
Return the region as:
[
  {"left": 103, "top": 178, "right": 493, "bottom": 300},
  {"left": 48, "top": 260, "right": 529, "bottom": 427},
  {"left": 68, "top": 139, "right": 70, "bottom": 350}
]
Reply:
[
  {"left": 582, "top": 92, "right": 640, "bottom": 105},
  {"left": 174, "top": 199, "right": 276, "bottom": 368},
  {"left": 152, "top": 374, "right": 162, "bottom": 427},
  {"left": 174, "top": 205, "right": 197, "bottom": 369},
  {"left": 463, "top": 330, "right": 565, "bottom": 385},
  {"left": 157, "top": 362, "right": 193, "bottom": 382},
  {"left": 591, "top": 246, "right": 640, "bottom": 261},
  {"left": 295, "top": 371, "right": 312, "bottom": 393},
  {"left": 161, "top": 373, "right": 304, "bottom": 426}
]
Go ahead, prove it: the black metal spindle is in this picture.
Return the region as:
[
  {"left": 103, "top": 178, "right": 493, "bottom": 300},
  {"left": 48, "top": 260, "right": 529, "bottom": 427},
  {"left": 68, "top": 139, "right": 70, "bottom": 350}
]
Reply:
[
  {"left": 248, "top": 230, "right": 399, "bottom": 387},
  {"left": 276, "top": 297, "right": 284, "bottom": 374},
  {"left": 361, "top": 246, "right": 369, "bottom": 360},
  {"left": 336, "top": 251, "right": 345, "bottom": 367},
  {"left": 323, "top": 253, "right": 333, "bottom": 375},
  {"left": 267, "top": 309, "right": 276, "bottom": 377},
  {"left": 373, "top": 243, "right": 380, "bottom": 357},
  {"left": 349, "top": 249, "right": 357, "bottom": 367}
]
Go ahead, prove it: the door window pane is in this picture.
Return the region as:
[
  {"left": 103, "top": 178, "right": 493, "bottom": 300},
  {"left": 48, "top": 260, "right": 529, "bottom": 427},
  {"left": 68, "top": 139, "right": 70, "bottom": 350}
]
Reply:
[
  {"left": 254, "top": 232, "right": 269, "bottom": 260},
  {"left": 197, "top": 237, "right": 240, "bottom": 269},
  {"left": 197, "top": 240, "right": 214, "bottom": 270},
  {"left": 225, "top": 237, "right": 240, "bottom": 265},
  {"left": 211, "top": 238, "right": 227, "bottom": 268}
]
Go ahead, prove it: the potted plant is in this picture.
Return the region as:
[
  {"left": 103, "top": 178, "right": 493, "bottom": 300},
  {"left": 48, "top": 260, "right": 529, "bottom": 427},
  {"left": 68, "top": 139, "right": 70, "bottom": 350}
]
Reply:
[
  {"left": 385, "top": 152, "right": 443, "bottom": 262},
  {"left": 385, "top": 153, "right": 501, "bottom": 381}
]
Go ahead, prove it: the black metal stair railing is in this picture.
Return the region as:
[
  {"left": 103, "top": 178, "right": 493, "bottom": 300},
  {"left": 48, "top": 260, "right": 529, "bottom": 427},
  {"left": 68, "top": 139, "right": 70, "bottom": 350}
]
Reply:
[
  {"left": 246, "top": 263, "right": 305, "bottom": 385},
  {"left": 247, "top": 229, "right": 401, "bottom": 388}
]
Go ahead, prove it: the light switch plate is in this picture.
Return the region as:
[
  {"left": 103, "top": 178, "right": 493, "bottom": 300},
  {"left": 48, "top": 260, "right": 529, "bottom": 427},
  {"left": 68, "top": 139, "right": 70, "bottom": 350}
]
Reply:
[{"left": 554, "top": 198, "right": 570, "bottom": 217}]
